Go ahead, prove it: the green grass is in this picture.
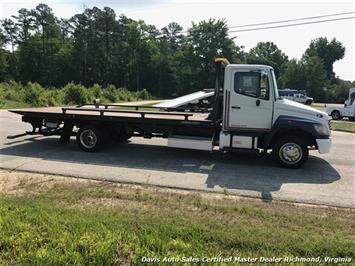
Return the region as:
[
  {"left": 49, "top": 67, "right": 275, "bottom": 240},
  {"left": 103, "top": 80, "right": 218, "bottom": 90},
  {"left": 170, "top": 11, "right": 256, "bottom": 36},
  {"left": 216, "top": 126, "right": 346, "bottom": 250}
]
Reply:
[
  {"left": 0, "top": 182, "right": 354, "bottom": 265},
  {"left": 331, "top": 121, "right": 355, "bottom": 132}
]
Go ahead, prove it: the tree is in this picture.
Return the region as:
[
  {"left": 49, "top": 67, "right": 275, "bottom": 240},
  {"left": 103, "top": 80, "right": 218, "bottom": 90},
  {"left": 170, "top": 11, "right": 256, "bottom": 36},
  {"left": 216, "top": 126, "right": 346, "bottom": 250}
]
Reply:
[
  {"left": 182, "top": 19, "right": 236, "bottom": 93},
  {"left": 1, "top": 18, "right": 19, "bottom": 78},
  {"left": 70, "top": 7, "right": 124, "bottom": 87},
  {"left": 0, "top": 27, "right": 10, "bottom": 81},
  {"left": 12, "top": 8, "right": 35, "bottom": 44},
  {"left": 151, "top": 22, "right": 184, "bottom": 97},
  {"left": 27, "top": 4, "right": 62, "bottom": 85},
  {"left": 1, "top": 19, "right": 18, "bottom": 54},
  {"left": 161, "top": 22, "right": 183, "bottom": 51},
  {"left": 302, "top": 54, "right": 328, "bottom": 101},
  {"left": 278, "top": 59, "right": 306, "bottom": 89},
  {"left": 304, "top": 37, "right": 345, "bottom": 81},
  {"left": 278, "top": 55, "right": 329, "bottom": 102},
  {"left": 58, "top": 18, "right": 72, "bottom": 43},
  {"left": 247, "top": 42, "right": 288, "bottom": 77}
]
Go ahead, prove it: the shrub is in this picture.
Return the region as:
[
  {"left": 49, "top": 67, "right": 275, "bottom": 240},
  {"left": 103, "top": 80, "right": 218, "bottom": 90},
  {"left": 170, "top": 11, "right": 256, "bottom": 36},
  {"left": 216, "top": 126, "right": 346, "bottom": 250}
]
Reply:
[
  {"left": 46, "top": 90, "right": 63, "bottom": 106},
  {"left": 102, "top": 84, "right": 117, "bottom": 102},
  {"left": 116, "top": 88, "right": 134, "bottom": 101},
  {"left": 63, "top": 83, "right": 88, "bottom": 105},
  {"left": 135, "top": 89, "right": 150, "bottom": 100},
  {"left": 88, "top": 84, "right": 102, "bottom": 99},
  {"left": 1, "top": 80, "right": 25, "bottom": 102},
  {"left": 23, "top": 82, "right": 46, "bottom": 106},
  {"left": 0, "top": 90, "right": 5, "bottom": 107},
  {"left": 0, "top": 81, "right": 152, "bottom": 108}
]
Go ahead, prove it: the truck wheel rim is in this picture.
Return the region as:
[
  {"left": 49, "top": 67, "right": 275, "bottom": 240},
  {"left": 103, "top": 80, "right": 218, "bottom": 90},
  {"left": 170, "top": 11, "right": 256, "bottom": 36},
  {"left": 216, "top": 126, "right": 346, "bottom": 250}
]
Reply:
[
  {"left": 80, "top": 129, "right": 97, "bottom": 149},
  {"left": 279, "top": 143, "right": 303, "bottom": 164}
]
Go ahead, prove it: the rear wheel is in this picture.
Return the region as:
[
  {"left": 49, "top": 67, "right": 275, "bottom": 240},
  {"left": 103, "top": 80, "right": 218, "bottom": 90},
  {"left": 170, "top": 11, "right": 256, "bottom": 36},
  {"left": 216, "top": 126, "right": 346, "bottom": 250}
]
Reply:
[
  {"left": 273, "top": 136, "right": 308, "bottom": 168},
  {"left": 331, "top": 110, "right": 341, "bottom": 120},
  {"left": 76, "top": 125, "right": 106, "bottom": 152}
]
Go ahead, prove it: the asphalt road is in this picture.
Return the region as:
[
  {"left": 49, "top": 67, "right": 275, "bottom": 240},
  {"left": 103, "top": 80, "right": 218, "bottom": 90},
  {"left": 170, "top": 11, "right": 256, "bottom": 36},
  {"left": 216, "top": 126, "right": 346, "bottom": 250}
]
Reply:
[{"left": 0, "top": 110, "right": 354, "bottom": 208}]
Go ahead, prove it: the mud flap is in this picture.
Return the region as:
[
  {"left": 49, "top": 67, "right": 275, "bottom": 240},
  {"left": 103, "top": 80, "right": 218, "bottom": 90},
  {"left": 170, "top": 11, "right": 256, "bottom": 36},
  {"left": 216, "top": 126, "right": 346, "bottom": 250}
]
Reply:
[{"left": 59, "top": 122, "right": 74, "bottom": 144}]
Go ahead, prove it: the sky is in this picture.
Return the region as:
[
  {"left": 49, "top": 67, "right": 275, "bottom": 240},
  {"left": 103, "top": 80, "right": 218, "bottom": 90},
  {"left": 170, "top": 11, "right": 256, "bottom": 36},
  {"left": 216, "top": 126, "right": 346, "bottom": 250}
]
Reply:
[{"left": 1, "top": 0, "right": 354, "bottom": 81}]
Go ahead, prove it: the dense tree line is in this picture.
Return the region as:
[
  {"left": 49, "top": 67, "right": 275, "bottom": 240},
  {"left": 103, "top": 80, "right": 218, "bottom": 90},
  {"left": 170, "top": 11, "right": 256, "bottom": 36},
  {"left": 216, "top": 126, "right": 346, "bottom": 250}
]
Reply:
[{"left": 0, "top": 4, "right": 354, "bottom": 102}]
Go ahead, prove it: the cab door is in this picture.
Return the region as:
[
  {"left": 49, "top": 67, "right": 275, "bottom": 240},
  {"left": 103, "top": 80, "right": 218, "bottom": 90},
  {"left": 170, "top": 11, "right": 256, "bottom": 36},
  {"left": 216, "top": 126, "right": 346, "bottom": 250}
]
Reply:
[{"left": 225, "top": 69, "right": 273, "bottom": 131}]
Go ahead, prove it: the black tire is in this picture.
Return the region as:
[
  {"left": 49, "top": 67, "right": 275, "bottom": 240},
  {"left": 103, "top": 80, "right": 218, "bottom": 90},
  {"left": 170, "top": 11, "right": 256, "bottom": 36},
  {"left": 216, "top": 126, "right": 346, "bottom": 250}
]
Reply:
[
  {"left": 331, "top": 110, "right": 341, "bottom": 120},
  {"left": 273, "top": 136, "right": 309, "bottom": 168},
  {"left": 76, "top": 125, "right": 106, "bottom": 152},
  {"left": 305, "top": 100, "right": 312, "bottom": 105}
]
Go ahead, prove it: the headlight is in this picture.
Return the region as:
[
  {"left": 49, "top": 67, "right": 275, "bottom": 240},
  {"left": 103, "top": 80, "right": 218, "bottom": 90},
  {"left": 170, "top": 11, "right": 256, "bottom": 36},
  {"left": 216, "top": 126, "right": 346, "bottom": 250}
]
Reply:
[{"left": 314, "top": 124, "right": 330, "bottom": 136}]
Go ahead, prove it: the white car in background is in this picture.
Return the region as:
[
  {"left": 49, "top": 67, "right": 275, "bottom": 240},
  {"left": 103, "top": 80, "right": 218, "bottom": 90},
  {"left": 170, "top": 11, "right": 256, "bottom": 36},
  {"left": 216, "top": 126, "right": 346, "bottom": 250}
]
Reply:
[
  {"left": 326, "top": 88, "right": 355, "bottom": 121},
  {"left": 278, "top": 89, "right": 313, "bottom": 105}
]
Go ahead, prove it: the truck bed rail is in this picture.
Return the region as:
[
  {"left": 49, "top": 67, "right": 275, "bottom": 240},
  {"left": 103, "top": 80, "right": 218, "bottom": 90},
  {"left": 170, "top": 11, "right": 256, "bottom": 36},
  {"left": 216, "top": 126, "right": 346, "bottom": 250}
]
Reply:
[
  {"left": 76, "top": 103, "right": 158, "bottom": 110},
  {"left": 62, "top": 107, "right": 194, "bottom": 120}
]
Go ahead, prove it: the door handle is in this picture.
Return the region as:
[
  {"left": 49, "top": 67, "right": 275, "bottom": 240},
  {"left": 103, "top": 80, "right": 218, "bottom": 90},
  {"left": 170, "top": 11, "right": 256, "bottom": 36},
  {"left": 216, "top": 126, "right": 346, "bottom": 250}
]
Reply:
[
  {"left": 256, "top": 99, "right": 260, "bottom": 106},
  {"left": 232, "top": 106, "right": 240, "bottom": 109}
]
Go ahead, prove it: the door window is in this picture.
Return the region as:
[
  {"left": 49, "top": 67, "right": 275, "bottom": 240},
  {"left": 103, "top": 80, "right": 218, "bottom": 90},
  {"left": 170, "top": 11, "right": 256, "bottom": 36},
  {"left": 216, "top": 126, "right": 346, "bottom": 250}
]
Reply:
[
  {"left": 234, "top": 71, "right": 269, "bottom": 100},
  {"left": 350, "top": 91, "right": 355, "bottom": 105}
]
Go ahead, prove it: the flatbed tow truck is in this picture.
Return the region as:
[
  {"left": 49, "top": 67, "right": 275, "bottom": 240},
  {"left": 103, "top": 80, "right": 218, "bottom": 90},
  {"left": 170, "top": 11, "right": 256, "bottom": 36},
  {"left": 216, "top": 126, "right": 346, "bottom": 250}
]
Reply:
[{"left": 8, "top": 58, "right": 331, "bottom": 168}]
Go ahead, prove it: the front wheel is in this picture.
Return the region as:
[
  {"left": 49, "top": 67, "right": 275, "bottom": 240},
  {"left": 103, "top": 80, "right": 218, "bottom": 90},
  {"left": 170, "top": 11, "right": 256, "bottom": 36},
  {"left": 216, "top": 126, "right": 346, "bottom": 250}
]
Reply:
[
  {"left": 331, "top": 110, "right": 341, "bottom": 120},
  {"left": 76, "top": 125, "right": 106, "bottom": 152},
  {"left": 273, "top": 137, "right": 309, "bottom": 168}
]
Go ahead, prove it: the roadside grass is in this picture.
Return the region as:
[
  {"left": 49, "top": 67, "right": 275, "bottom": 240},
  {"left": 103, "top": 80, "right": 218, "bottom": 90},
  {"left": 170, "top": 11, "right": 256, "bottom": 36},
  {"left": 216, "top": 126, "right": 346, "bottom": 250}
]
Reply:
[
  {"left": 0, "top": 173, "right": 354, "bottom": 265},
  {"left": 311, "top": 103, "right": 327, "bottom": 111},
  {"left": 331, "top": 120, "right": 355, "bottom": 132},
  {"left": 0, "top": 100, "right": 32, "bottom": 109}
]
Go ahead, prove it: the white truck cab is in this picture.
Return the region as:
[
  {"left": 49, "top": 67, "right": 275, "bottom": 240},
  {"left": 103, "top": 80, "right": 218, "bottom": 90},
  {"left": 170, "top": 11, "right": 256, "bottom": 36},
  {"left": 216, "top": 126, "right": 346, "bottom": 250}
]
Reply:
[
  {"left": 326, "top": 88, "right": 355, "bottom": 121},
  {"left": 217, "top": 62, "right": 331, "bottom": 168}
]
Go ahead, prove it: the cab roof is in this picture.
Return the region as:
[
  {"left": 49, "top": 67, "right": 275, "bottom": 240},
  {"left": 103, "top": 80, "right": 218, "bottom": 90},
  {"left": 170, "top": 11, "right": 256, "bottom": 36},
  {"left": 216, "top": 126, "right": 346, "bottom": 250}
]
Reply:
[{"left": 226, "top": 64, "right": 274, "bottom": 70}]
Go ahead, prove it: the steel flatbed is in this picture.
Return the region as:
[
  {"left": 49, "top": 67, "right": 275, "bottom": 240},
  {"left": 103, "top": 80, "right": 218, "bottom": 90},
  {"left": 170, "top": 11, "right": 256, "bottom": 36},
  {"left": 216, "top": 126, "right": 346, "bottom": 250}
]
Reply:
[
  {"left": 10, "top": 106, "right": 210, "bottom": 121},
  {"left": 9, "top": 104, "right": 218, "bottom": 145}
]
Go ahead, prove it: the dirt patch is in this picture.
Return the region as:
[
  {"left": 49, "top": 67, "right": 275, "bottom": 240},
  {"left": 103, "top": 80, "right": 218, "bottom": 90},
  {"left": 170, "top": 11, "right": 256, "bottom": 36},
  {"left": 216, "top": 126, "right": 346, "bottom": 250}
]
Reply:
[
  {"left": 0, "top": 170, "right": 94, "bottom": 196},
  {"left": 0, "top": 169, "right": 354, "bottom": 219}
]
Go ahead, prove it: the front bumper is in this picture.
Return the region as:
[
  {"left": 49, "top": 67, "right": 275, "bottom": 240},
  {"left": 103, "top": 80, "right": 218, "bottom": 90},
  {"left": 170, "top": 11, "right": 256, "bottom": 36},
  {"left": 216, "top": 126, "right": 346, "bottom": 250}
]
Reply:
[{"left": 316, "top": 138, "right": 332, "bottom": 154}]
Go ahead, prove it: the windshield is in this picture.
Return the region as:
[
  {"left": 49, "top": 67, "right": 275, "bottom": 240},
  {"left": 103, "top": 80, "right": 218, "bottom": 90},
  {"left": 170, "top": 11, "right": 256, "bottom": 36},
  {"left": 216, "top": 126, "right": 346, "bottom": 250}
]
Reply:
[{"left": 270, "top": 69, "right": 279, "bottom": 100}]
